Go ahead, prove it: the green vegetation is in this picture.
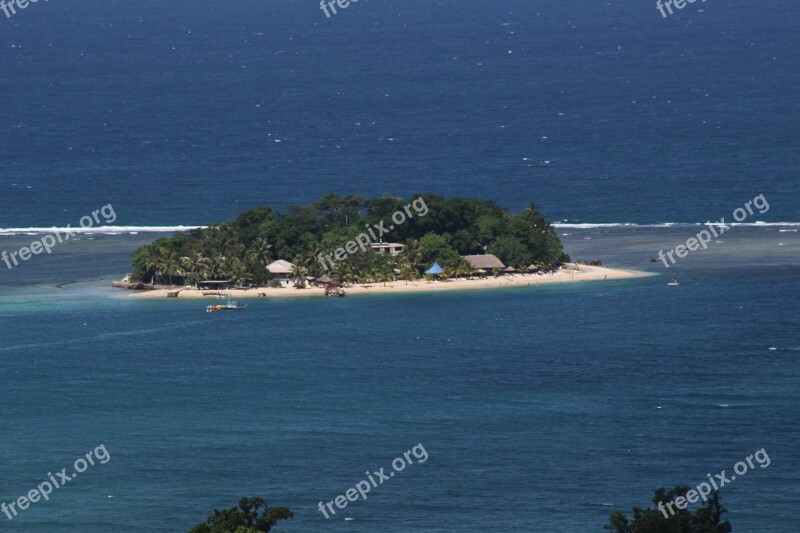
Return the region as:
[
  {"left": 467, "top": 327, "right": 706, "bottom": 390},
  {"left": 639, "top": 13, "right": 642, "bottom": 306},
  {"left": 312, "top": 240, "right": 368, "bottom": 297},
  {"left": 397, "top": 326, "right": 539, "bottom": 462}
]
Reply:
[
  {"left": 188, "top": 497, "right": 293, "bottom": 533},
  {"left": 130, "top": 194, "right": 569, "bottom": 286},
  {"left": 605, "top": 486, "right": 732, "bottom": 533}
]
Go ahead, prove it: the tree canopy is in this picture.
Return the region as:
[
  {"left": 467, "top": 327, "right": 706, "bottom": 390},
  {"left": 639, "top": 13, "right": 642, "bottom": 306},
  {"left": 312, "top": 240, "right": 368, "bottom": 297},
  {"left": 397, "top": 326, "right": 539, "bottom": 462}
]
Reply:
[
  {"left": 130, "top": 194, "right": 569, "bottom": 285},
  {"left": 188, "top": 497, "right": 293, "bottom": 533},
  {"left": 605, "top": 486, "right": 732, "bottom": 533}
]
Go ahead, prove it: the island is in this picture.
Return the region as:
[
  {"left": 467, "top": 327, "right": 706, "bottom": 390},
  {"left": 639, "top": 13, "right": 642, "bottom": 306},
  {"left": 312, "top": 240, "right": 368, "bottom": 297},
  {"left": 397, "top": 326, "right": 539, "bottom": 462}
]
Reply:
[{"left": 117, "top": 193, "right": 644, "bottom": 299}]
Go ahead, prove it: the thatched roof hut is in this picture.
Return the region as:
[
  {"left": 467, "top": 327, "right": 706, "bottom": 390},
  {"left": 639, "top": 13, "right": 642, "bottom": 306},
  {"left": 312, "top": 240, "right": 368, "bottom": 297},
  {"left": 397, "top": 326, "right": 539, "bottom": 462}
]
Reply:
[{"left": 463, "top": 254, "right": 505, "bottom": 270}]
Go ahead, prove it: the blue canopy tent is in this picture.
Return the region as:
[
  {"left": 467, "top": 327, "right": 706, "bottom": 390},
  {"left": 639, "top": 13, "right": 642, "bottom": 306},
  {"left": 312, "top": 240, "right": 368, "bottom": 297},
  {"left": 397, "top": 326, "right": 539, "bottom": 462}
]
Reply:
[{"left": 425, "top": 262, "right": 444, "bottom": 276}]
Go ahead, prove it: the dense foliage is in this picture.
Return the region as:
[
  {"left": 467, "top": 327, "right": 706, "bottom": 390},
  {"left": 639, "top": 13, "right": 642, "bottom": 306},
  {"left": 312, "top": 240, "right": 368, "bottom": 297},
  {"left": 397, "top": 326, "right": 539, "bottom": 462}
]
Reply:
[
  {"left": 188, "top": 497, "right": 293, "bottom": 533},
  {"left": 605, "top": 486, "right": 732, "bottom": 533},
  {"left": 130, "top": 194, "right": 569, "bottom": 285}
]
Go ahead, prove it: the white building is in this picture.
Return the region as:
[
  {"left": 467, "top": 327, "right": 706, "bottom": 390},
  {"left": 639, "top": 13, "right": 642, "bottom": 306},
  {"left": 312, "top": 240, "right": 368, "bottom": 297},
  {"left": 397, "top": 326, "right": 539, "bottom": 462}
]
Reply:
[
  {"left": 266, "top": 259, "right": 296, "bottom": 287},
  {"left": 370, "top": 242, "right": 405, "bottom": 256}
]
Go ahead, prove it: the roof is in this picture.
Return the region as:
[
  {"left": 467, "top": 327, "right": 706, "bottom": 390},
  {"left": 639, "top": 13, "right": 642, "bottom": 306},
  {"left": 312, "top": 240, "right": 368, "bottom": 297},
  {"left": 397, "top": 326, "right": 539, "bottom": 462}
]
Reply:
[
  {"left": 425, "top": 262, "right": 444, "bottom": 275},
  {"left": 266, "top": 259, "right": 296, "bottom": 274},
  {"left": 370, "top": 242, "right": 404, "bottom": 248},
  {"left": 317, "top": 274, "right": 333, "bottom": 283},
  {"left": 526, "top": 264, "right": 539, "bottom": 271},
  {"left": 463, "top": 254, "right": 505, "bottom": 270}
]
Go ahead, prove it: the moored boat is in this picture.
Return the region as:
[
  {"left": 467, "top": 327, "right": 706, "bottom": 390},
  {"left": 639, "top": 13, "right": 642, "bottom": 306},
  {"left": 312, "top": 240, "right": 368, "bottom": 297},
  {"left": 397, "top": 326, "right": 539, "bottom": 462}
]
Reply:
[{"left": 207, "top": 300, "right": 248, "bottom": 312}]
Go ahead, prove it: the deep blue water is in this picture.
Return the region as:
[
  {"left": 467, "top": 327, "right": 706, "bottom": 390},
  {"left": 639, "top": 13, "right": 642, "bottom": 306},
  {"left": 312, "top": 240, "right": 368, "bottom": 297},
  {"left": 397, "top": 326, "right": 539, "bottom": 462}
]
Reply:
[
  {"left": 1, "top": 0, "right": 798, "bottom": 227},
  {"left": 1, "top": 0, "right": 800, "bottom": 531}
]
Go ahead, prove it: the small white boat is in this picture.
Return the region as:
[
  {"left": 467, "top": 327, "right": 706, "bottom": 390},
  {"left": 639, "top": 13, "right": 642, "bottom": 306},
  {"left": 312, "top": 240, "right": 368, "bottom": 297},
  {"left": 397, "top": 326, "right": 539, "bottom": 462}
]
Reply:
[
  {"left": 206, "top": 300, "right": 248, "bottom": 312},
  {"left": 667, "top": 279, "right": 680, "bottom": 286}
]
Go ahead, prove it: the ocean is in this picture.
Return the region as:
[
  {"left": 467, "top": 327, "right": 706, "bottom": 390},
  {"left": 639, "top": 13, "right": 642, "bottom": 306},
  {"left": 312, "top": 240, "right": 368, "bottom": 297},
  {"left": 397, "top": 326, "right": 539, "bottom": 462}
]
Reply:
[{"left": 1, "top": 0, "right": 799, "bottom": 531}]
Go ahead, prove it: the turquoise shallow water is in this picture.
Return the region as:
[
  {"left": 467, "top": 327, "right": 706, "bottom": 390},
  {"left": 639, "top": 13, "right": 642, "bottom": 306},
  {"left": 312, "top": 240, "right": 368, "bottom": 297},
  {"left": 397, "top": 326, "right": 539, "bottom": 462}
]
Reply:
[{"left": 0, "top": 228, "right": 797, "bottom": 532}]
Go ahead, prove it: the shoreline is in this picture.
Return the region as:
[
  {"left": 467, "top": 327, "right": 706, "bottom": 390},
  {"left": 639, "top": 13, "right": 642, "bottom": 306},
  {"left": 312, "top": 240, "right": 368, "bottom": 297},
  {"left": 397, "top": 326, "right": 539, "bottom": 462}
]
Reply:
[{"left": 129, "top": 265, "right": 650, "bottom": 300}]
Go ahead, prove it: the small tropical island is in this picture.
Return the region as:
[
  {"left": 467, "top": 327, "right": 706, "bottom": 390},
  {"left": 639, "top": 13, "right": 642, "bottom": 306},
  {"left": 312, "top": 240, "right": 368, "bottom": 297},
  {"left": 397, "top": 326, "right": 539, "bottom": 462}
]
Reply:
[{"left": 117, "top": 193, "right": 643, "bottom": 299}]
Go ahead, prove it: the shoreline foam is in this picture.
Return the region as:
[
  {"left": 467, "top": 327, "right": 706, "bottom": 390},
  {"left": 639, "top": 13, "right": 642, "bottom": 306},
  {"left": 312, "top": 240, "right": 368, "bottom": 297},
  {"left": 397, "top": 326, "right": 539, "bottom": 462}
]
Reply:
[{"left": 4, "top": 222, "right": 800, "bottom": 237}]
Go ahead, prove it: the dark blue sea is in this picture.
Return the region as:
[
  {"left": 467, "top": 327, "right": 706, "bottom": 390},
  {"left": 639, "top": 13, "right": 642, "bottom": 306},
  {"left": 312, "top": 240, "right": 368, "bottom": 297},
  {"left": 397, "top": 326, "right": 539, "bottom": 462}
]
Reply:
[{"left": 1, "top": 0, "right": 799, "bottom": 531}]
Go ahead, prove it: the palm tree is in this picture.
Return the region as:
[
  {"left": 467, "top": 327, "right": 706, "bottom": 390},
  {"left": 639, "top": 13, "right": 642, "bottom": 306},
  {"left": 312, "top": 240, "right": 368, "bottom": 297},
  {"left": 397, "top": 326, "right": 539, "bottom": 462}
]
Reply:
[
  {"left": 375, "top": 260, "right": 393, "bottom": 287},
  {"left": 332, "top": 261, "right": 353, "bottom": 285},
  {"left": 196, "top": 255, "right": 212, "bottom": 281},
  {"left": 456, "top": 258, "right": 473, "bottom": 279},
  {"left": 141, "top": 246, "right": 162, "bottom": 285},
  {"left": 303, "top": 242, "right": 324, "bottom": 277},
  {"left": 247, "top": 237, "right": 273, "bottom": 270},
  {"left": 208, "top": 255, "right": 228, "bottom": 279},
  {"left": 399, "top": 263, "right": 416, "bottom": 284},
  {"left": 226, "top": 257, "right": 251, "bottom": 285},
  {"left": 402, "top": 239, "right": 423, "bottom": 277},
  {"left": 365, "top": 266, "right": 379, "bottom": 284},
  {"left": 180, "top": 255, "right": 195, "bottom": 277},
  {"left": 180, "top": 252, "right": 208, "bottom": 286},
  {"left": 291, "top": 262, "right": 308, "bottom": 288},
  {"left": 162, "top": 250, "right": 181, "bottom": 286},
  {"left": 524, "top": 202, "right": 551, "bottom": 232},
  {"left": 375, "top": 270, "right": 391, "bottom": 287},
  {"left": 142, "top": 244, "right": 173, "bottom": 285}
]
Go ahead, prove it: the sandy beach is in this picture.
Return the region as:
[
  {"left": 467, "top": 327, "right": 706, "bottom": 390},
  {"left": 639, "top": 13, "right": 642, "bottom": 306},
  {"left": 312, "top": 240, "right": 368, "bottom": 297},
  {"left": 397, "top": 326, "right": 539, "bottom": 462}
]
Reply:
[{"left": 129, "top": 265, "right": 649, "bottom": 300}]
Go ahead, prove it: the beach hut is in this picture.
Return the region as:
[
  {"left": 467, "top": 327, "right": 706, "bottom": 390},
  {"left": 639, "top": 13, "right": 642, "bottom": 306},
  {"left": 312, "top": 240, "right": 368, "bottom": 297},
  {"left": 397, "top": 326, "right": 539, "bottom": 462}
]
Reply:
[
  {"left": 313, "top": 274, "right": 343, "bottom": 295},
  {"left": 463, "top": 254, "right": 505, "bottom": 276},
  {"left": 504, "top": 266, "right": 517, "bottom": 274},
  {"left": 425, "top": 263, "right": 444, "bottom": 276},
  {"left": 462, "top": 254, "right": 505, "bottom": 270},
  {"left": 266, "top": 259, "right": 296, "bottom": 287},
  {"left": 526, "top": 264, "right": 539, "bottom": 272}
]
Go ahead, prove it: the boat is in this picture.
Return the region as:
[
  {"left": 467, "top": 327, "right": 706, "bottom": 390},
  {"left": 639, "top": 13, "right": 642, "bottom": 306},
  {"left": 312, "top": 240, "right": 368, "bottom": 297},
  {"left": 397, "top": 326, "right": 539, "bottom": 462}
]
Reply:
[
  {"left": 207, "top": 300, "right": 248, "bottom": 312},
  {"left": 667, "top": 279, "right": 680, "bottom": 286}
]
